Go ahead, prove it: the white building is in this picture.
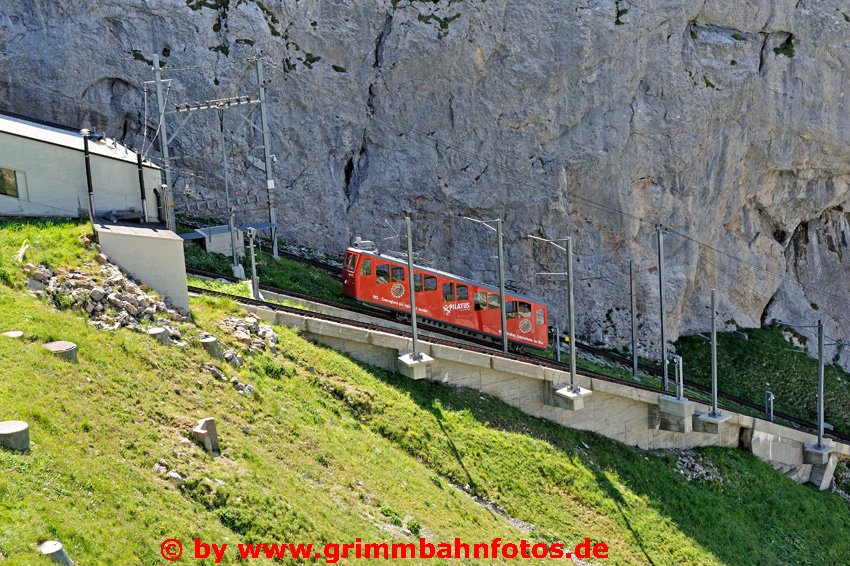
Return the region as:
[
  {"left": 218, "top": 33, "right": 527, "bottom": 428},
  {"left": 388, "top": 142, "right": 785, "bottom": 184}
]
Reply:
[{"left": 0, "top": 111, "right": 161, "bottom": 221}]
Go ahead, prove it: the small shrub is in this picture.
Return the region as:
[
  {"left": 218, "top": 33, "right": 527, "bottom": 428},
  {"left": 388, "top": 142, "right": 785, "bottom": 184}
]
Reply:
[
  {"left": 773, "top": 36, "right": 795, "bottom": 57},
  {"left": 732, "top": 33, "right": 747, "bottom": 42},
  {"left": 407, "top": 519, "right": 421, "bottom": 536}
]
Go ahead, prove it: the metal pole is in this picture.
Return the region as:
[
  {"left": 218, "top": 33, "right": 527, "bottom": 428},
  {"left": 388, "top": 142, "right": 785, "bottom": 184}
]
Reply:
[
  {"left": 567, "top": 237, "right": 577, "bottom": 391},
  {"left": 817, "top": 319, "right": 825, "bottom": 448},
  {"left": 657, "top": 226, "right": 668, "bottom": 391},
  {"left": 152, "top": 54, "right": 174, "bottom": 231},
  {"left": 218, "top": 110, "right": 239, "bottom": 273},
  {"left": 136, "top": 152, "right": 148, "bottom": 223},
  {"left": 405, "top": 217, "right": 421, "bottom": 361},
  {"left": 81, "top": 129, "right": 95, "bottom": 231},
  {"left": 710, "top": 288, "right": 719, "bottom": 416},
  {"left": 765, "top": 390, "right": 774, "bottom": 421},
  {"left": 673, "top": 355, "right": 684, "bottom": 400},
  {"left": 256, "top": 57, "right": 278, "bottom": 258},
  {"left": 630, "top": 260, "right": 638, "bottom": 379},
  {"left": 496, "top": 219, "right": 509, "bottom": 353},
  {"left": 554, "top": 326, "right": 561, "bottom": 363},
  {"left": 248, "top": 231, "right": 259, "bottom": 299}
]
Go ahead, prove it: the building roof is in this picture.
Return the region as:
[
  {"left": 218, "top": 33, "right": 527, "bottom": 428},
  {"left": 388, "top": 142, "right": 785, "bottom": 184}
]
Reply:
[{"left": 0, "top": 110, "right": 160, "bottom": 169}]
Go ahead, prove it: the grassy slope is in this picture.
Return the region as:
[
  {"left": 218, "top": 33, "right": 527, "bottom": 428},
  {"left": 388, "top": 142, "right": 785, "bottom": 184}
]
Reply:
[
  {"left": 184, "top": 245, "right": 345, "bottom": 303},
  {"left": 0, "top": 221, "right": 849, "bottom": 564},
  {"left": 676, "top": 327, "right": 850, "bottom": 437}
]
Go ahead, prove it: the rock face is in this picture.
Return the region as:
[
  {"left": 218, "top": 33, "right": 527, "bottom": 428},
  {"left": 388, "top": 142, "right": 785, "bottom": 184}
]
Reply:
[{"left": 3, "top": 1, "right": 850, "bottom": 361}]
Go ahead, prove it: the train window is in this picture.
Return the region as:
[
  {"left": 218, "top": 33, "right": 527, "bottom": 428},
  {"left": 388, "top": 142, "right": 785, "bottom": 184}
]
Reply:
[
  {"left": 443, "top": 283, "right": 454, "bottom": 302},
  {"left": 519, "top": 302, "right": 532, "bottom": 318},
  {"left": 414, "top": 273, "right": 423, "bottom": 292},
  {"left": 343, "top": 253, "right": 351, "bottom": 270},
  {"left": 348, "top": 254, "right": 357, "bottom": 271},
  {"left": 391, "top": 267, "right": 405, "bottom": 282},
  {"left": 361, "top": 258, "right": 371, "bottom": 275},
  {"left": 424, "top": 275, "right": 438, "bottom": 291},
  {"left": 474, "top": 292, "right": 487, "bottom": 310},
  {"left": 506, "top": 301, "right": 518, "bottom": 319},
  {"left": 457, "top": 285, "right": 469, "bottom": 301},
  {"left": 376, "top": 264, "right": 389, "bottom": 284},
  {"left": 536, "top": 309, "right": 545, "bottom": 325},
  {"left": 487, "top": 293, "right": 500, "bottom": 309}
]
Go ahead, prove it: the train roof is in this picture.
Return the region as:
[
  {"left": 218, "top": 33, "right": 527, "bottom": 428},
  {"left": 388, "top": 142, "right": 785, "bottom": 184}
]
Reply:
[{"left": 346, "top": 246, "right": 548, "bottom": 307}]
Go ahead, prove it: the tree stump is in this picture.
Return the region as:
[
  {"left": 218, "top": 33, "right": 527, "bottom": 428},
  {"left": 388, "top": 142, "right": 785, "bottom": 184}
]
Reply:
[
  {"left": 200, "top": 336, "right": 222, "bottom": 359},
  {"left": 0, "top": 421, "right": 29, "bottom": 451},
  {"left": 39, "top": 541, "right": 74, "bottom": 565},
  {"left": 43, "top": 341, "right": 78, "bottom": 362}
]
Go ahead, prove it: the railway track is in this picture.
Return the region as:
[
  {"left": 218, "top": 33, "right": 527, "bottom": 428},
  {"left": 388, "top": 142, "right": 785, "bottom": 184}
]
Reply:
[{"left": 186, "top": 268, "right": 850, "bottom": 444}]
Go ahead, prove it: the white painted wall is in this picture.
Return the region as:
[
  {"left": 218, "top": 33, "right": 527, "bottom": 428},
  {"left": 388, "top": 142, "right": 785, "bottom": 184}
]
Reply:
[
  {"left": 95, "top": 223, "right": 189, "bottom": 312},
  {"left": 0, "top": 132, "right": 160, "bottom": 220}
]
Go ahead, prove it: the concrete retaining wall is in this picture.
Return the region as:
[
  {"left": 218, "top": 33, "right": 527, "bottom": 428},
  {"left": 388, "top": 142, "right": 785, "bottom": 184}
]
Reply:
[{"left": 249, "top": 305, "right": 849, "bottom": 489}]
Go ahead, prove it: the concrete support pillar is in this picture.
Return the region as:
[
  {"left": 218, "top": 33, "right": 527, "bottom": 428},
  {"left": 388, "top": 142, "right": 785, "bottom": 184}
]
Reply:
[
  {"left": 397, "top": 351, "right": 433, "bottom": 380},
  {"left": 192, "top": 417, "right": 220, "bottom": 455},
  {"left": 0, "top": 420, "right": 29, "bottom": 451},
  {"left": 43, "top": 341, "right": 78, "bottom": 362},
  {"left": 39, "top": 541, "right": 74, "bottom": 565},
  {"left": 654, "top": 395, "right": 695, "bottom": 433},
  {"left": 201, "top": 336, "right": 222, "bottom": 359},
  {"left": 147, "top": 327, "right": 170, "bottom": 345}
]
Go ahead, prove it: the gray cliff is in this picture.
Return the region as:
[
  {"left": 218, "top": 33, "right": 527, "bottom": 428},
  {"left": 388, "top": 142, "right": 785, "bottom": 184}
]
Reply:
[{"left": 2, "top": 0, "right": 850, "bottom": 363}]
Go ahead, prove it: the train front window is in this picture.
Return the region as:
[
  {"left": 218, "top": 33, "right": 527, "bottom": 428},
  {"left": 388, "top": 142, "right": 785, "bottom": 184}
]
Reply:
[
  {"left": 519, "top": 302, "right": 532, "bottom": 318},
  {"left": 424, "top": 275, "right": 437, "bottom": 291},
  {"left": 391, "top": 267, "right": 405, "bottom": 282},
  {"left": 506, "top": 301, "right": 518, "bottom": 319},
  {"left": 474, "top": 292, "right": 487, "bottom": 311},
  {"left": 361, "top": 258, "right": 371, "bottom": 275},
  {"left": 343, "top": 253, "right": 352, "bottom": 271},
  {"left": 536, "top": 309, "right": 545, "bottom": 325},
  {"left": 414, "top": 273, "right": 423, "bottom": 292},
  {"left": 376, "top": 264, "right": 389, "bottom": 284},
  {"left": 487, "top": 294, "right": 500, "bottom": 309},
  {"left": 457, "top": 285, "right": 469, "bottom": 301},
  {"left": 443, "top": 283, "right": 454, "bottom": 302}
]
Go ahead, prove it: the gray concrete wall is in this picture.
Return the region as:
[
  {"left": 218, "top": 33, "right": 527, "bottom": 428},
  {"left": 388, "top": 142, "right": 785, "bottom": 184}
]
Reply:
[
  {"left": 0, "top": 132, "right": 160, "bottom": 220},
  {"left": 248, "top": 306, "right": 849, "bottom": 489},
  {"left": 96, "top": 223, "right": 189, "bottom": 312}
]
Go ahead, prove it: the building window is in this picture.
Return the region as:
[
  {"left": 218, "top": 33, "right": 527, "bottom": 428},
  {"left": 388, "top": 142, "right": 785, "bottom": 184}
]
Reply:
[
  {"left": 361, "top": 258, "right": 371, "bottom": 275},
  {"left": 376, "top": 264, "right": 389, "bottom": 284},
  {"left": 0, "top": 168, "right": 17, "bottom": 198}
]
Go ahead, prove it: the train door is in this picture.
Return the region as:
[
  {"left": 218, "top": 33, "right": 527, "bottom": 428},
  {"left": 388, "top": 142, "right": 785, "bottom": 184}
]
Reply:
[{"left": 342, "top": 250, "right": 360, "bottom": 297}]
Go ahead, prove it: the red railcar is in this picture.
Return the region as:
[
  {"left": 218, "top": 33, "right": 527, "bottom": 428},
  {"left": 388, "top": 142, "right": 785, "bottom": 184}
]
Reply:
[{"left": 342, "top": 243, "right": 549, "bottom": 350}]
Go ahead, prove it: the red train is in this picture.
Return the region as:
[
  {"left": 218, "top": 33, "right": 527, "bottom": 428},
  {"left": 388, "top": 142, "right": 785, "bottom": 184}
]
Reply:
[{"left": 342, "top": 241, "right": 549, "bottom": 349}]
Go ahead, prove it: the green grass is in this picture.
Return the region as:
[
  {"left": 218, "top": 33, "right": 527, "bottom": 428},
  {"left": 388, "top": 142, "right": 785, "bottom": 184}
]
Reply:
[
  {"left": 1, "top": 221, "right": 849, "bottom": 564},
  {"left": 676, "top": 326, "right": 850, "bottom": 436},
  {"left": 184, "top": 244, "right": 345, "bottom": 302}
]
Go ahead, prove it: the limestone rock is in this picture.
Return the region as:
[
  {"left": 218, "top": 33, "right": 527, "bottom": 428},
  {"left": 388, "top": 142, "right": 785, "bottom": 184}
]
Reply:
[{"left": 5, "top": 0, "right": 850, "bottom": 362}]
